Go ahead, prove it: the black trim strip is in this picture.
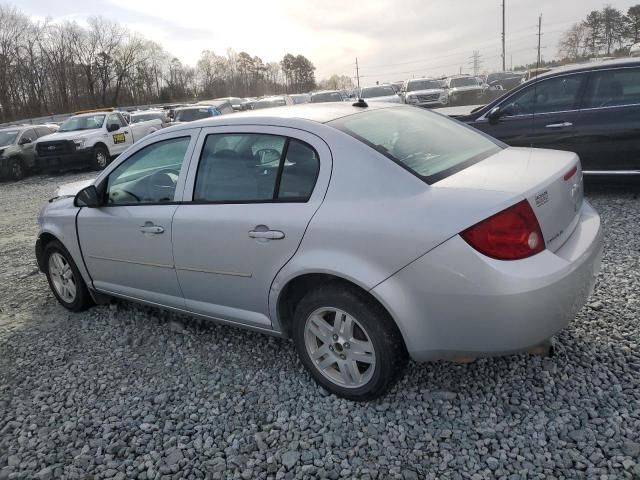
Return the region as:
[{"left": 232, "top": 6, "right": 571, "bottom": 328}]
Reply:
[{"left": 272, "top": 138, "right": 290, "bottom": 200}]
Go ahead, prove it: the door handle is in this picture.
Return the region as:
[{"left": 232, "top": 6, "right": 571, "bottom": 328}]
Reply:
[
  {"left": 140, "top": 224, "right": 164, "bottom": 234},
  {"left": 124, "top": 130, "right": 130, "bottom": 134},
  {"left": 248, "top": 229, "right": 285, "bottom": 240},
  {"left": 545, "top": 121, "right": 573, "bottom": 128}
]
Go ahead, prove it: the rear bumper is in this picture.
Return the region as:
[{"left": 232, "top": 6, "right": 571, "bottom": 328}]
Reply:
[
  {"left": 373, "top": 200, "right": 603, "bottom": 361},
  {"left": 37, "top": 149, "right": 92, "bottom": 171}
]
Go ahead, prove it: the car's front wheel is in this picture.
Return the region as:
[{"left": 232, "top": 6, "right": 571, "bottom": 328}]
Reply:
[
  {"left": 9, "top": 158, "right": 25, "bottom": 180},
  {"left": 292, "top": 284, "right": 406, "bottom": 400},
  {"left": 92, "top": 146, "right": 109, "bottom": 170},
  {"left": 44, "top": 240, "right": 93, "bottom": 312}
]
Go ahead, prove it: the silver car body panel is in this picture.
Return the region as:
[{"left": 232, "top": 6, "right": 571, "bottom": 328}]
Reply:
[{"left": 36, "top": 103, "right": 603, "bottom": 361}]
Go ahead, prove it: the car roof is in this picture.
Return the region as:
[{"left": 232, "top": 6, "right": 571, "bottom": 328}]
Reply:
[
  {"left": 161, "top": 102, "right": 397, "bottom": 132},
  {"left": 537, "top": 57, "right": 640, "bottom": 80}
]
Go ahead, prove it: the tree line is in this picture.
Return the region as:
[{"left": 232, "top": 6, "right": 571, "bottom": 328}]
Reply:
[
  {"left": 0, "top": 4, "right": 318, "bottom": 123},
  {"left": 558, "top": 4, "right": 640, "bottom": 61}
]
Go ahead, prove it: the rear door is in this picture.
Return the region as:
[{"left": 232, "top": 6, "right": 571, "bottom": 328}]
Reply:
[
  {"left": 576, "top": 66, "right": 640, "bottom": 172},
  {"left": 172, "top": 126, "right": 331, "bottom": 328},
  {"left": 472, "top": 73, "right": 586, "bottom": 153}
]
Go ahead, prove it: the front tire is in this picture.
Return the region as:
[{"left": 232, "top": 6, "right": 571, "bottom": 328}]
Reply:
[
  {"left": 44, "top": 240, "right": 93, "bottom": 312},
  {"left": 9, "top": 158, "right": 25, "bottom": 180},
  {"left": 91, "top": 146, "right": 109, "bottom": 170},
  {"left": 292, "top": 284, "right": 407, "bottom": 400}
]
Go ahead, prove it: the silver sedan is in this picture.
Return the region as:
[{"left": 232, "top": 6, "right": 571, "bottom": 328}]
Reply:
[{"left": 36, "top": 102, "right": 603, "bottom": 400}]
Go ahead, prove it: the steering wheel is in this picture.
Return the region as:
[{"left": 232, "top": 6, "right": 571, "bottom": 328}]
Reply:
[
  {"left": 148, "top": 168, "right": 179, "bottom": 201},
  {"left": 255, "top": 148, "right": 282, "bottom": 165}
]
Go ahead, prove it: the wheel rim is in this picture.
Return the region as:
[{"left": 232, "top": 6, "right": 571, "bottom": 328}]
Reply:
[
  {"left": 304, "top": 307, "right": 376, "bottom": 389},
  {"left": 96, "top": 151, "right": 107, "bottom": 168},
  {"left": 48, "top": 252, "right": 77, "bottom": 303}
]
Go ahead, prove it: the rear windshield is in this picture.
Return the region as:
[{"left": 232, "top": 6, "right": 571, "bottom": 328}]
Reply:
[
  {"left": 361, "top": 86, "right": 396, "bottom": 98},
  {"left": 174, "top": 108, "right": 212, "bottom": 122},
  {"left": 311, "top": 92, "right": 343, "bottom": 102},
  {"left": 329, "top": 107, "right": 502, "bottom": 184},
  {"left": 131, "top": 113, "right": 162, "bottom": 123}
]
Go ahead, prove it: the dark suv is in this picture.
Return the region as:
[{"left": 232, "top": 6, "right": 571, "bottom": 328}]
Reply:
[{"left": 455, "top": 58, "right": 640, "bottom": 175}]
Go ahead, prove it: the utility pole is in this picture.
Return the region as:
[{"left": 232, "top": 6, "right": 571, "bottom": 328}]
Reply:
[
  {"left": 501, "top": 0, "right": 506, "bottom": 71},
  {"left": 355, "top": 58, "right": 360, "bottom": 89},
  {"left": 536, "top": 14, "right": 542, "bottom": 67},
  {"left": 469, "top": 50, "right": 482, "bottom": 76}
]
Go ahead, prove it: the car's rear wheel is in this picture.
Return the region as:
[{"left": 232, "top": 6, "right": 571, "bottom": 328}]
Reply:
[
  {"left": 292, "top": 284, "right": 406, "bottom": 400},
  {"left": 44, "top": 240, "right": 93, "bottom": 312},
  {"left": 9, "top": 158, "right": 25, "bottom": 180},
  {"left": 92, "top": 146, "right": 109, "bottom": 170}
]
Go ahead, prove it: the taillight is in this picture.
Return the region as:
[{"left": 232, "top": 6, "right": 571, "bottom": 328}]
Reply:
[{"left": 461, "top": 200, "right": 545, "bottom": 260}]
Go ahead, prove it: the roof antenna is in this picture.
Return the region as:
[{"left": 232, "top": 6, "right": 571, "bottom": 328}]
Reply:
[{"left": 352, "top": 57, "right": 368, "bottom": 107}]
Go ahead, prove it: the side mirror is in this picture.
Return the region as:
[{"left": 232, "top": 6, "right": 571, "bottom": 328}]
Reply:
[
  {"left": 74, "top": 185, "right": 101, "bottom": 208},
  {"left": 19, "top": 137, "right": 32, "bottom": 145},
  {"left": 107, "top": 123, "right": 119, "bottom": 132},
  {"left": 487, "top": 106, "right": 503, "bottom": 124}
]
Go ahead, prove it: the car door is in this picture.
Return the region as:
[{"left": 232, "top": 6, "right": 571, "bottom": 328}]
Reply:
[
  {"left": 106, "top": 113, "right": 133, "bottom": 156},
  {"left": 574, "top": 66, "right": 640, "bottom": 172},
  {"left": 471, "top": 73, "right": 587, "bottom": 154},
  {"left": 77, "top": 129, "right": 199, "bottom": 308},
  {"left": 172, "top": 126, "right": 331, "bottom": 328}
]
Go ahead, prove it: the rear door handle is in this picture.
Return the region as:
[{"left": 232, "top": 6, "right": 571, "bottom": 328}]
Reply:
[
  {"left": 140, "top": 223, "right": 164, "bottom": 234},
  {"left": 248, "top": 230, "right": 285, "bottom": 240},
  {"left": 545, "top": 121, "right": 573, "bottom": 128}
]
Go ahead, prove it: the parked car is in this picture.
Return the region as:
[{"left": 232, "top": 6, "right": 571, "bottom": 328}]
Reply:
[
  {"left": 289, "top": 94, "right": 311, "bottom": 104},
  {"left": 450, "top": 58, "right": 640, "bottom": 175},
  {"left": 198, "top": 99, "right": 236, "bottom": 115},
  {"left": 214, "top": 97, "right": 246, "bottom": 111},
  {"left": 251, "top": 96, "right": 295, "bottom": 109},
  {"left": 172, "top": 105, "right": 223, "bottom": 124},
  {"left": 487, "top": 71, "right": 524, "bottom": 91},
  {"left": 399, "top": 78, "right": 448, "bottom": 108},
  {"left": 359, "top": 85, "right": 402, "bottom": 103},
  {"left": 129, "top": 110, "right": 167, "bottom": 129},
  {"left": 309, "top": 90, "right": 344, "bottom": 103},
  {"left": 445, "top": 75, "right": 485, "bottom": 106},
  {"left": 391, "top": 81, "right": 405, "bottom": 93},
  {"left": 35, "top": 109, "right": 153, "bottom": 172},
  {"left": 36, "top": 102, "right": 602, "bottom": 400},
  {"left": 0, "top": 125, "right": 57, "bottom": 180}
]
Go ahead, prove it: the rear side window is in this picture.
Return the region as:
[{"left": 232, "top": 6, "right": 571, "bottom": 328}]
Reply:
[
  {"left": 329, "top": 107, "right": 501, "bottom": 184},
  {"left": 193, "top": 134, "right": 319, "bottom": 203},
  {"left": 584, "top": 68, "right": 640, "bottom": 108}
]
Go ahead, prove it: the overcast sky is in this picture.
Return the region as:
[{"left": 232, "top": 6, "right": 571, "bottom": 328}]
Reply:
[{"left": 20, "top": 0, "right": 639, "bottom": 84}]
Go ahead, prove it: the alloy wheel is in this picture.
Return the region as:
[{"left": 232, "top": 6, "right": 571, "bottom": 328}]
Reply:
[
  {"left": 96, "top": 151, "right": 107, "bottom": 168},
  {"left": 304, "top": 307, "right": 376, "bottom": 388},
  {"left": 48, "top": 252, "right": 77, "bottom": 303}
]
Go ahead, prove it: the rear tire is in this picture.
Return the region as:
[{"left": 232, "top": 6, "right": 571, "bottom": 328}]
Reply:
[
  {"left": 9, "top": 158, "right": 25, "bottom": 180},
  {"left": 91, "top": 146, "right": 109, "bottom": 170},
  {"left": 43, "top": 240, "right": 93, "bottom": 312},
  {"left": 292, "top": 284, "right": 407, "bottom": 400}
]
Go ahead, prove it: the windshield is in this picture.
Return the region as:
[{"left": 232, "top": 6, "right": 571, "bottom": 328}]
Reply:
[
  {"left": 130, "top": 113, "right": 162, "bottom": 123},
  {"left": 361, "top": 86, "right": 396, "bottom": 98},
  {"left": 174, "top": 108, "right": 212, "bottom": 122},
  {"left": 450, "top": 77, "right": 479, "bottom": 88},
  {"left": 253, "top": 98, "right": 286, "bottom": 109},
  {"left": 406, "top": 80, "right": 443, "bottom": 92},
  {"left": 59, "top": 114, "right": 105, "bottom": 132},
  {"left": 329, "top": 107, "right": 501, "bottom": 184},
  {"left": 0, "top": 130, "right": 18, "bottom": 147},
  {"left": 310, "top": 92, "right": 343, "bottom": 103}
]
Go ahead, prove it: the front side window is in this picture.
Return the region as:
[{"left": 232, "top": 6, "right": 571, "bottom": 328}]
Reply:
[
  {"left": 20, "top": 129, "right": 37, "bottom": 143},
  {"left": 584, "top": 67, "right": 640, "bottom": 108},
  {"left": 193, "top": 134, "right": 319, "bottom": 202},
  {"left": 106, "top": 136, "right": 190, "bottom": 205},
  {"left": 330, "top": 107, "right": 501, "bottom": 184},
  {"left": 107, "top": 114, "right": 124, "bottom": 129},
  {"left": 500, "top": 74, "right": 583, "bottom": 116}
]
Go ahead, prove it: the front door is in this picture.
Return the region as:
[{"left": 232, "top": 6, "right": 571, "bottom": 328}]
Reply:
[
  {"left": 473, "top": 72, "right": 587, "bottom": 154},
  {"left": 77, "top": 132, "right": 197, "bottom": 308},
  {"left": 172, "top": 127, "right": 331, "bottom": 328},
  {"left": 106, "top": 113, "right": 134, "bottom": 156}
]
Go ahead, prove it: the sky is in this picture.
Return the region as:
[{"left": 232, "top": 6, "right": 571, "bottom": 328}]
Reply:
[{"left": 19, "top": 0, "right": 640, "bottom": 85}]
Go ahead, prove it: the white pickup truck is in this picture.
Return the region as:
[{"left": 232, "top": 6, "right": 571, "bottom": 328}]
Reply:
[{"left": 35, "top": 109, "right": 160, "bottom": 172}]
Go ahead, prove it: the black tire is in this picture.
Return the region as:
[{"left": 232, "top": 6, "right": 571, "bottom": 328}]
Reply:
[
  {"left": 43, "top": 240, "right": 93, "bottom": 312},
  {"left": 9, "top": 157, "right": 25, "bottom": 181},
  {"left": 91, "top": 146, "right": 109, "bottom": 170},
  {"left": 292, "top": 284, "right": 407, "bottom": 401}
]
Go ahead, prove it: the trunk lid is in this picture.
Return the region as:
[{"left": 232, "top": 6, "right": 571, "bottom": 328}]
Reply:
[{"left": 435, "top": 147, "right": 583, "bottom": 252}]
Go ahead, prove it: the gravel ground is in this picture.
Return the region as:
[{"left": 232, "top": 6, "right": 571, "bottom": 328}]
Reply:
[{"left": 0, "top": 173, "right": 639, "bottom": 480}]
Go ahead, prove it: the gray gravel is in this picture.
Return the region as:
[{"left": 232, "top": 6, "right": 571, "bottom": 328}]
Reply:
[{"left": 1, "top": 174, "right": 639, "bottom": 479}]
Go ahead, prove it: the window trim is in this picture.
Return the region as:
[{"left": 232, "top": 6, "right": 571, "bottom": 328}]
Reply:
[
  {"left": 101, "top": 135, "right": 193, "bottom": 207},
  {"left": 191, "top": 132, "right": 320, "bottom": 205}
]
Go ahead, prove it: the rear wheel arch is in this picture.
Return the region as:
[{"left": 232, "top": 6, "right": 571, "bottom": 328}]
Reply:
[{"left": 276, "top": 273, "right": 407, "bottom": 351}]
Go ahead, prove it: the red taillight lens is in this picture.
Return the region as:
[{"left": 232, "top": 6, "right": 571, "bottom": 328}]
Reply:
[{"left": 461, "top": 200, "right": 545, "bottom": 260}]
